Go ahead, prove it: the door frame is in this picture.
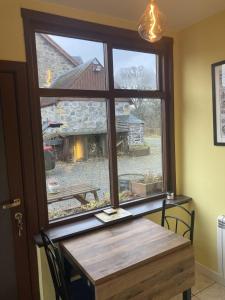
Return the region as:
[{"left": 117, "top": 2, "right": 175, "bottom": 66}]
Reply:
[{"left": 0, "top": 61, "right": 40, "bottom": 300}]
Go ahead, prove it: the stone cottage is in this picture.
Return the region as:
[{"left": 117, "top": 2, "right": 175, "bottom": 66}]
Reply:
[{"left": 36, "top": 33, "right": 145, "bottom": 161}]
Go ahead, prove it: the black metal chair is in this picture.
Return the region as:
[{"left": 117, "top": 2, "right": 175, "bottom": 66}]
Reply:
[
  {"left": 40, "top": 230, "right": 92, "bottom": 300},
  {"left": 161, "top": 200, "right": 195, "bottom": 244},
  {"left": 161, "top": 200, "right": 195, "bottom": 300}
]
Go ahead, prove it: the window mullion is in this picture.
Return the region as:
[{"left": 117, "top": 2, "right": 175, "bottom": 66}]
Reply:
[
  {"left": 107, "top": 99, "right": 119, "bottom": 208},
  {"left": 106, "top": 43, "right": 119, "bottom": 208},
  {"left": 158, "top": 54, "right": 163, "bottom": 92},
  {"left": 161, "top": 48, "right": 175, "bottom": 194}
]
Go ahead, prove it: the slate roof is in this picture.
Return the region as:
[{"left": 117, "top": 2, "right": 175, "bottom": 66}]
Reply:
[
  {"left": 44, "top": 115, "right": 141, "bottom": 139},
  {"left": 40, "top": 97, "right": 57, "bottom": 107},
  {"left": 72, "top": 56, "right": 83, "bottom": 64},
  {"left": 50, "top": 58, "right": 103, "bottom": 89},
  {"left": 116, "top": 115, "right": 144, "bottom": 125},
  {"left": 44, "top": 124, "right": 128, "bottom": 139}
]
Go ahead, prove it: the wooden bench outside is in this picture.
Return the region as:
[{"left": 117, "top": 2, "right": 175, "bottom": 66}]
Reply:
[{"left": 47, "top": 183, "right": 100, "bottom": 205}]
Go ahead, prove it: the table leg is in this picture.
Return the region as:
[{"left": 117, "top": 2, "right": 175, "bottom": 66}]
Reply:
[
  {"left": 62, "top": 255, "right": 73, "bottom": 282},
  {"left": 93, "top": 191, "right": 99, "bottom": 201},
  {"left": 183, "top": 289, "right": 191, "bottom": 300},
  {"left": 75, "top": 194, "right": 88, "bottom": 205}
]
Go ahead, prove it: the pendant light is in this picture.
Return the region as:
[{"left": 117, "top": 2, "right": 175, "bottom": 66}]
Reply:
[{"left": 138, "top": 0, "right": 166, "bottom": 43}]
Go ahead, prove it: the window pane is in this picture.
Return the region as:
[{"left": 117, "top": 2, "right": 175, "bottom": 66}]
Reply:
[
  {"left": 36, "top": 33, "right": 106, "bottom": 90},
  {"left": 116, "top": 99, "right": 163, "bottom": 203},
  {"left": 40, "top": 97, "right": 110, "bottom": 221},
  {"left": 113, "top": 49, "right": 158, "bottom": 90}
]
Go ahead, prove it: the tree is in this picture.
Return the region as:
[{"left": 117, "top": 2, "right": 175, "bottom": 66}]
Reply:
[
  {"left": 115, "top": 66, "right": 161, "bottom": 129},
  {"left": 115, "top": 65, "right": 154, "bottom": 90}
]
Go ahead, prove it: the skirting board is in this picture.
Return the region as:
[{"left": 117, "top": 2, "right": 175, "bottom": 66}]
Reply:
[{"left": 196, "top": 262, "right": 225, "bottom": 286}]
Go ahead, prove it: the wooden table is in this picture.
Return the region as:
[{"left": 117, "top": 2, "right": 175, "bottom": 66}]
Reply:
[
  {"left": 47, "top": 183, "right": 100, "bottom": 205},
  {"left": 60, "top": 218, "right": 195, "bottom": 300}
]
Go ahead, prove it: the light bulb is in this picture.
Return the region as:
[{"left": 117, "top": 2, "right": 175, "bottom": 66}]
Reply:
[{"left": 138, "top": 0, "right": 166, "bottom": 43}]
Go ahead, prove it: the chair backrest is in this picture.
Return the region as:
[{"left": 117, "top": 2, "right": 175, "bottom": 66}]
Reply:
[
  {"left": 161, "top": 200, "right": 195, "bottom": 244},
  {"left": 40, "top": 230, "right": 70, "bottom": 300}
]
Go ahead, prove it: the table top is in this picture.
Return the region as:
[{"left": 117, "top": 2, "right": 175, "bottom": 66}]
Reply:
[
  {"left": 47, "top": 183, "right": 99, "bottom": 203},
  {"left": 60, "top": 217, "right": 191, "bottom": 285}
]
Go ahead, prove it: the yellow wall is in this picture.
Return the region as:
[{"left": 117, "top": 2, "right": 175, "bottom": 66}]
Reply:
[
  {"left": 2, "top": 0, "right": 225, "bottom": 295},
  {"left": 179, "top": 10, "right": 225, "bottom": 272},
  {"left": 0, "top": 0, "right": 138, "bottom": 62},
  {"left": 0, "top": 0, "right": 182, "bottom": 299},
  {"left": 37, "top": 247, "right": 55, "bottom": 300}
]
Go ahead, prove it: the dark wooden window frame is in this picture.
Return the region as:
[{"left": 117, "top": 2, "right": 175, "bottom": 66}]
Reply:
[{"left": 21, "top": 8, "right": 175, "bottom": 228}]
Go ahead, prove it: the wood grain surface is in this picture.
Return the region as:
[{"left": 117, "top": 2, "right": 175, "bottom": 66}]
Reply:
[
  {"left": 47, "top": 183, "right": 99, "bottom": 203},
  {"left": 95, "top": 245, "right": 194, "bottom": 300},
  {"left": 60, "top": 218, "right": 192, "bottom": 285}
]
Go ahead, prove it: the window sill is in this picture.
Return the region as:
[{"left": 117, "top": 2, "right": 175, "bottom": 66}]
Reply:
[{"left": 35, "top": 195, "right": 192, "bottom": 247}]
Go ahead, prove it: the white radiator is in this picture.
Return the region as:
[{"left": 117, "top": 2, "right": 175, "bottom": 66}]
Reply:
[{"left": 217, "top": 215, "right": 225, "bottom": 277}]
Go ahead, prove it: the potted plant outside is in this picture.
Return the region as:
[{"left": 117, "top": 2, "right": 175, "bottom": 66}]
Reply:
[{"left": 131, "top": 173, "right": 163, "bottom": 197}]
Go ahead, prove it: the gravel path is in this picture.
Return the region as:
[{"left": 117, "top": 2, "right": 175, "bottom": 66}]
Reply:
[{"left": 47, "top": 137, "right": 162, "bottom": 215}]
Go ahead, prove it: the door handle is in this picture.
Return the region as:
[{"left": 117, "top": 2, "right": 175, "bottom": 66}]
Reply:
[{"left": 2, "top": 198, "right": 21, "bottom": 210}]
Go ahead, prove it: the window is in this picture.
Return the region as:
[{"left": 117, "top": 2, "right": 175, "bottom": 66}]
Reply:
[
  {"left": 113, "top": 49, "right": 158, "bottom": 90},
  {"left": 35, "top": 34, "right": 106, "bottom": 90},
  {"left": 40, "top": 97, "right": 111, "bottom": 220},
  {"left": 22, "top": 10, "right": 175, "bottom": 226},
  {"left": 116, "top": 98, "right": 163, "bottom": 203}
]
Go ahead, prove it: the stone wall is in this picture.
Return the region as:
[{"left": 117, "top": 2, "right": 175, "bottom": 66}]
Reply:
[
  {"left": 41, "top": 101, "right": 143, "bottom": 145},
  {"left": 42, "top": 101, "right": 130, "bottom": 136},
  {"left": 42, "top": 101, "right": 106, "bottom": 135},
  {"left": 128, "top": 124, "right": 144, "bottom": 145},
  {"left": 36, "top": 34, "right": 76, "bottom": 87}
]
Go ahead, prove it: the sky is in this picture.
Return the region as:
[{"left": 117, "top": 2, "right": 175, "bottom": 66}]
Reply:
[{"left": 49, "top": 34, "right": 156, "bottom": 76}]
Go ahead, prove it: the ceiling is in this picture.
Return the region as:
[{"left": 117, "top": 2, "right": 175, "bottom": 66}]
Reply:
[{"left": 42, "top": 0, "right": 225, "bottom": 31}]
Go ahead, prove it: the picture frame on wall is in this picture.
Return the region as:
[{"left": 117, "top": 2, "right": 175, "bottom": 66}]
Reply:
[{"left": 212, "top": 60, "right": 225, "bottom": 145}]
